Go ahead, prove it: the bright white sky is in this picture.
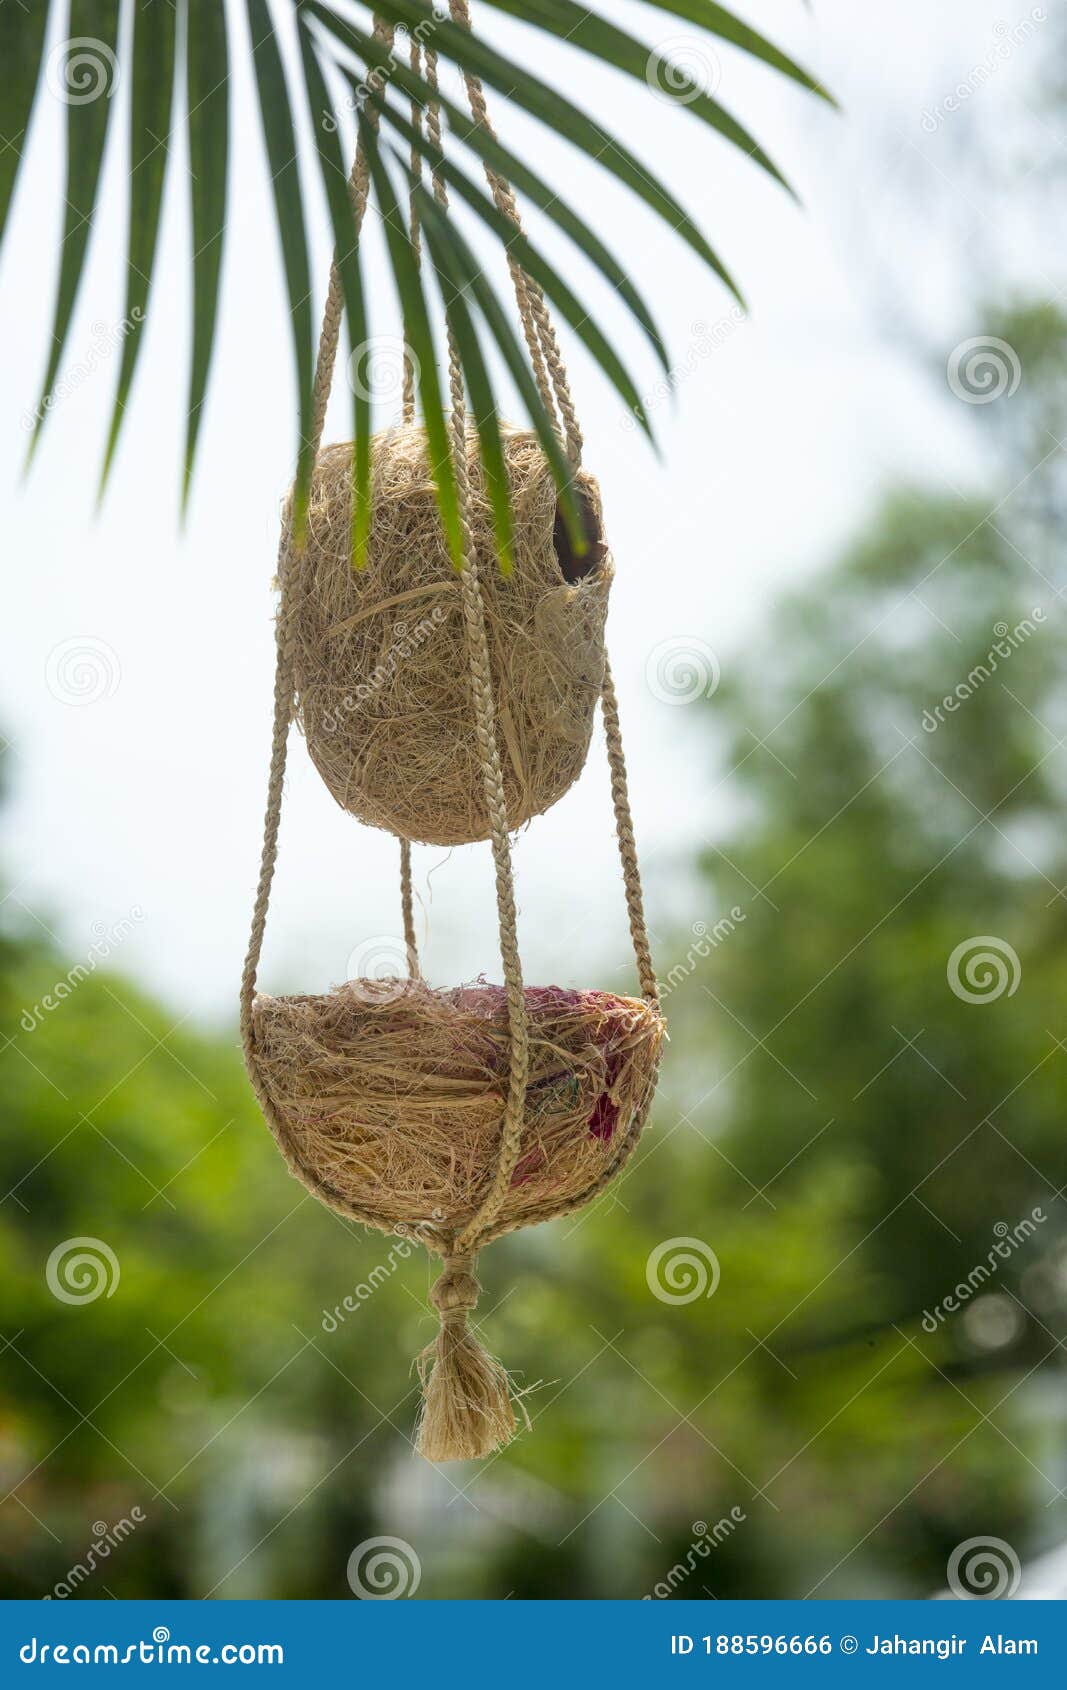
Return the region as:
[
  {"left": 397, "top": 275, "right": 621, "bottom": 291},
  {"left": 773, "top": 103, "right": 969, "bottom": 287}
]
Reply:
[{"left": 0, "top": 0, "right": 1055, "bottom": 1023}]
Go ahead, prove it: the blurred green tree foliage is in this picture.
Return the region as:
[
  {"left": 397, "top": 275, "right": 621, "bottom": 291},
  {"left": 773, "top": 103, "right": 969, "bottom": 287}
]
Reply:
[{"left": 3, "top": 305, "right": 1067, "bottom": 1600}]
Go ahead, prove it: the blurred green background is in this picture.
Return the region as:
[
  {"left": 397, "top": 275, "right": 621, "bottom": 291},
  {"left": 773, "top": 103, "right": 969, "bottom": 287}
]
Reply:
[{"left": 4, "top": 280, "right": 1067, "bottom": 1599}]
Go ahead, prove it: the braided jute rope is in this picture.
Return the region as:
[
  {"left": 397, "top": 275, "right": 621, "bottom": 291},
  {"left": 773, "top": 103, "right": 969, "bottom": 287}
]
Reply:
[
  {"left": 240, "top": 5, "right": 660, "bottom": 1462},
  {"left": 398, "top": 34, "right": 425, "bottom": 987},
  {"left": 410, "top": 42, "right": 530, "bottom": 1458}
]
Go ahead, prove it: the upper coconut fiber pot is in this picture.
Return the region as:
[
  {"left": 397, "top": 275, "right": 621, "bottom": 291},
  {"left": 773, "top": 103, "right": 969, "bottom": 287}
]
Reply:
[{"left": 283, "top": 425, "right": 612, "bottom": 847}]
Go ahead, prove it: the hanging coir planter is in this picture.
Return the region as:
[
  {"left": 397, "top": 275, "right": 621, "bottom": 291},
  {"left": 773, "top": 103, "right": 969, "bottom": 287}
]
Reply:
[
  {"left": 251, "top": 982, "right": 663, "bottom": 1234},
  {"left": 240, "top": 5, "right": 664, "bottom": 1463},
  {"left": 287, "top": 426, "right": 612, "bottom": 846}
]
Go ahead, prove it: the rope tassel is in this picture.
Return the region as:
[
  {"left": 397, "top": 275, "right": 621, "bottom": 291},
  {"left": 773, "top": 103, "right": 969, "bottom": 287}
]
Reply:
[{"left": 416, "top": 1255, "right": 519, "bottom": 1462}]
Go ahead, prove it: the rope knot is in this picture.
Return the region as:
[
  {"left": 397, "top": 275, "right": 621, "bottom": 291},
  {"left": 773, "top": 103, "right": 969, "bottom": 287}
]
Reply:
[
  {"left": 417, "top": 1248, "right": 517, "bottom": 1461},
  {"left": 430, "top": 1254, "right": 481, "bottom": 1321}
]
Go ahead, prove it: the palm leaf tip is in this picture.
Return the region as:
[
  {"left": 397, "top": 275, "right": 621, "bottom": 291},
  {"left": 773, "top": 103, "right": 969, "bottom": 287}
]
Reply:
[
  {"left": 350, "top": 437, "right": 373, "bottom": 569},
  {"left": 289, "top": 477, "right": 311, "bottom": 551}
]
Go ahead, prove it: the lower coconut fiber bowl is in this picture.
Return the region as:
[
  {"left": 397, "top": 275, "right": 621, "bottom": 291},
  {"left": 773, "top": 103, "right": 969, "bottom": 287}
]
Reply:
[{"left": 250, "top": 981, "right": 665, "bottom": 1236}]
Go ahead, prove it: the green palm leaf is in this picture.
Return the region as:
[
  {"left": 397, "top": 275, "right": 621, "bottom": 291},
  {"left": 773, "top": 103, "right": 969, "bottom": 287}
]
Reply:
[
  {"left": 323, "top": 7, "right": 675, "bottom": 370},
  {"left": 246, "top": 0, "right": 314, "bottom": 535},
  {"left": 0, "top": 0, "right": 49, "bottom": 258},
  {"left": 366, "top": 88, "right": 653, "bottom": 436},
  {"left": 419, "top": 199, "right": 515, "bottom": 574},
  {"left": 313, "top": 0, "right": 744, "bottom": 298},
  {"left": 467, "top": 0, "right": 792, "bottom": 190},
  {"left": 183, "top": 0, "right": 230, "bottom": 512},
  {"left": 296, "top": 18, "right": 373, "bottom": 566},
  {"left": 3, "top": 0, "right": 832, "bottom": 533},
  {"left": 410, "top": 180, "right": 585, "bottom": 546},
  {"left": 27, "top": 0, "right": 122, "bottom": 464},
  {"left": 487, "top": 0, "right": 834, "bottom": 105},
  {"left": 100, "top": 0, "right": 177, "bottom": 491},
  {"left": 358, "top": 111, "right": 463, "bottom": 566}
]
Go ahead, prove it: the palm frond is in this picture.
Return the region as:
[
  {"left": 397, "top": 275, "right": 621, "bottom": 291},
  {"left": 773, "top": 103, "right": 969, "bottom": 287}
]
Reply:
[
  {"left": 100, "top": 0, "right": 177, "bottom": 491},
  {"left": 410, "top": 179, "right": 589, "bottom": 545},
  {"left": 365, "top": 88, "right": 654, "bottom": 436},
  {"left": 358, "top": 108, "right": 464, "bottom": 565},
  {"left": 315, "top": 0, "right": 749, "bottom": 296},
  {"left": 430, "top": 0, "right": 793, "bottom": 192},
  {"left": 246, "top": 0, "right": 315, "bottom": 533},
  {"left": 486, "top": 0, "right": 834, "bottom": 105},
  {"left": 324, "top": 8, "right": 674, "bottom": 373},
  {"left": 26, "top": 0, "right": 122, "bottom": 464},
  {"left": 0, "top": 0, "right": 832, "bottom": 550},
  {"left": 0, "top": 0, "right": 48, "bottom": 258},
  {"left": 184, "top": 0, "right": 230, "bottom": 513},
  {"left": 296, "top": 17, "right": 373, "bottom": 565},
  {"left": 419, "top": 194, "right": 516, "bottom": 574}
]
